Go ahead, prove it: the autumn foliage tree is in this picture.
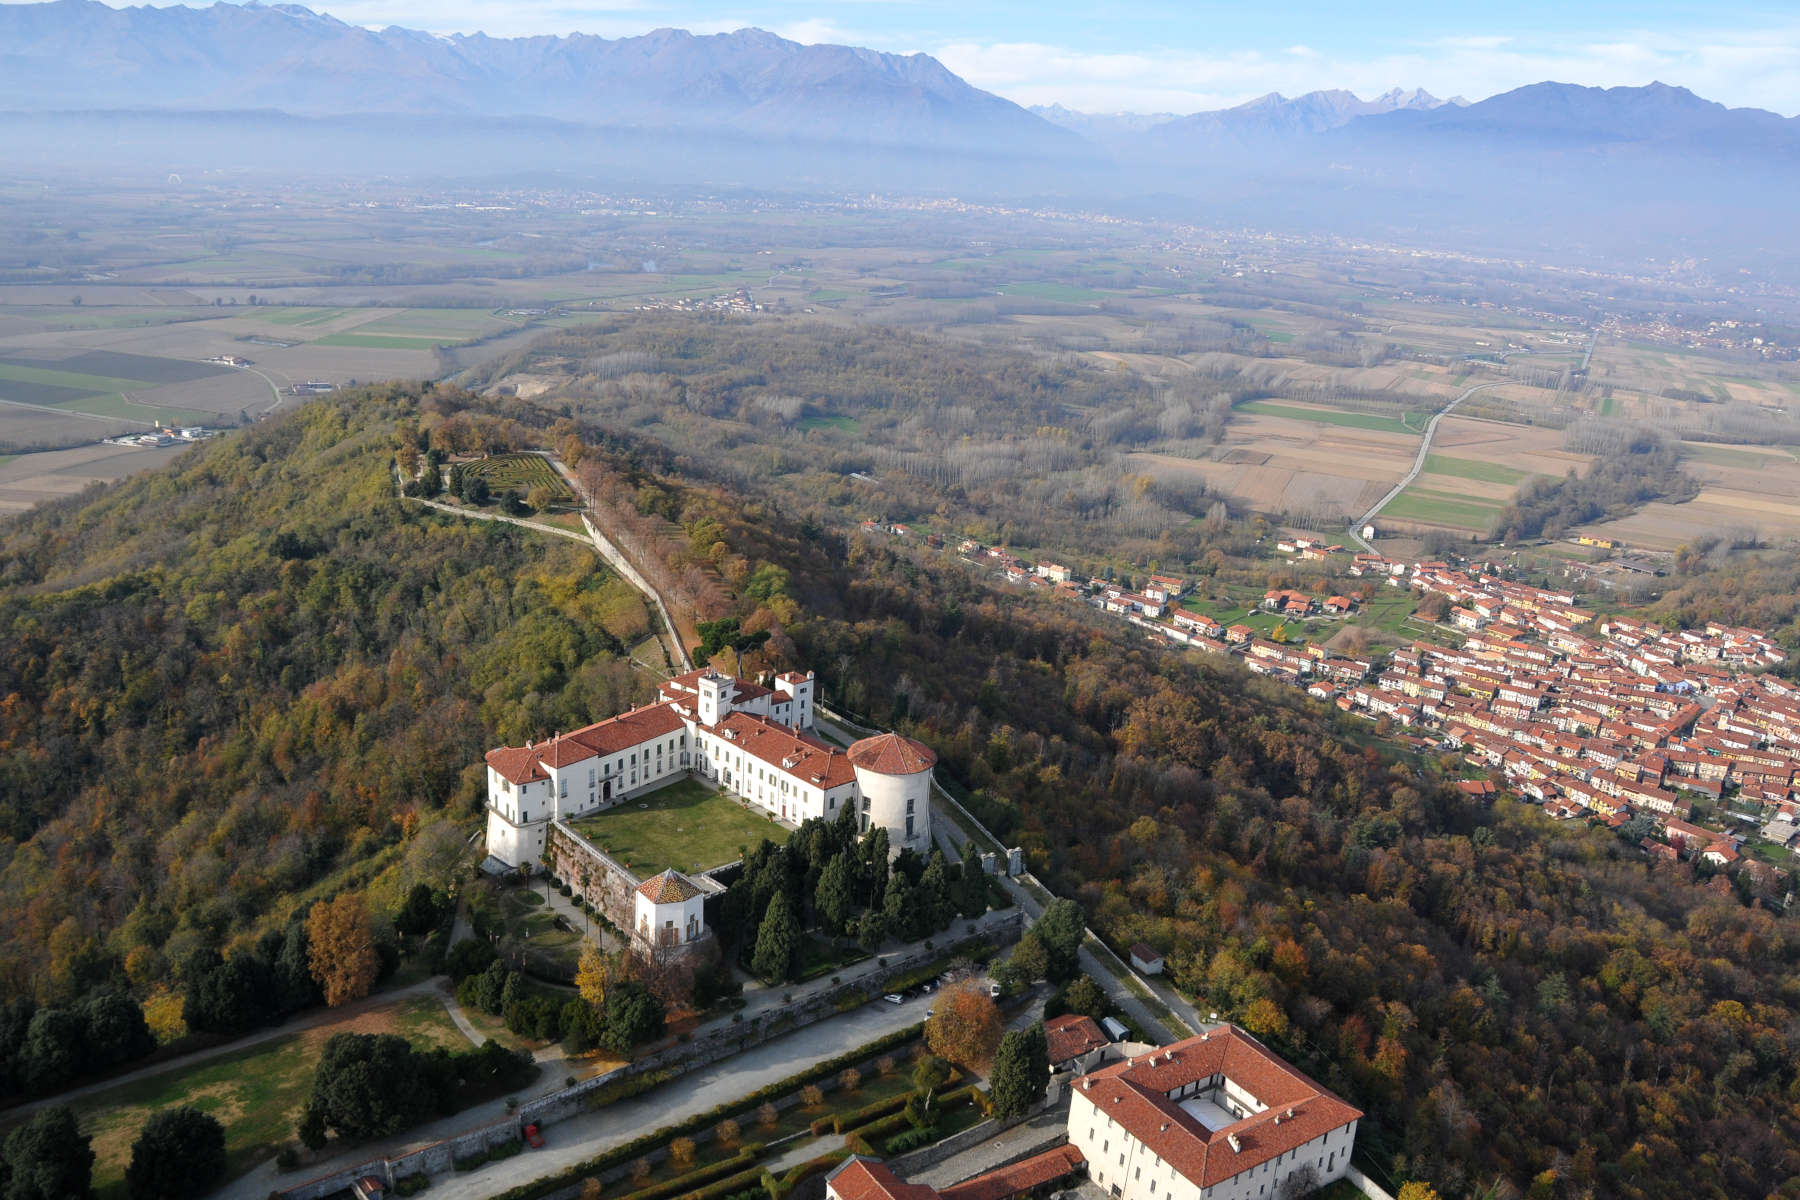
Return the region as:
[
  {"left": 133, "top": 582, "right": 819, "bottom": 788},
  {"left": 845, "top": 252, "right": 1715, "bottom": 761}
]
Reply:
[
  {"left": 925, "top": 981, "right": 1003, "bottom": 1071},
  {"left": 307, "top": 893, "right": 380, "bottom": 1008}
]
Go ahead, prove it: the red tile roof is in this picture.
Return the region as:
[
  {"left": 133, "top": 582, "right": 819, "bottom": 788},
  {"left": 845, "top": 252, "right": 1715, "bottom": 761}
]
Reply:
[
  {"left": 485, "top": 745, "right": 549, "bottom": 786},
  {"left": 636, "top": 868, "right": 702, "bottom": 903},
  {"left": 486, "top": 702, "right": 689, "bottom": 784},
  {"left": 1074, "top": 1026, "right": 1361, "bottom": 1188},
  {"left": 1045, "top": 1013, "right": 1110, "bottom": 1065},
  {"left": 846, "top": 732, "right": 938, "bottom": 775},
  {"left": 939, "top": 1145, "right": 1086, "bottom": 1200},
  {"left": 827, "top": 1159, "right": 940, "bottom": 1200},
  {"left": 717, "top": 711, "right": 857, "bottom": 789}
]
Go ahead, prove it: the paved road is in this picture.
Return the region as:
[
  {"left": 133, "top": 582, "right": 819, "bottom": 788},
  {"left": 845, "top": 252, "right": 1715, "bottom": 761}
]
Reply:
[
  {"left": 413, "top": 998, "right": 932, "bottom": 1200},
  {"left": 1348, "top": 380, "right": 1504, "bottom": 552}
]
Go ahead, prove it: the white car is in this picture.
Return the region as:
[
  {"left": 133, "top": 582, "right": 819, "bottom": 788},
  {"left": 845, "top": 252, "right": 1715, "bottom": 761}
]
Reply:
[{"left": 882, "top": 993, "right": 905, "bottom": 1005}]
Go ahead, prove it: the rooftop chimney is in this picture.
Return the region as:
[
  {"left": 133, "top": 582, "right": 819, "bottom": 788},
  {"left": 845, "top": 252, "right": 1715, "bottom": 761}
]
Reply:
[{"left": 1227, "top": 1134, "right": 1241, "bottom": 1153}]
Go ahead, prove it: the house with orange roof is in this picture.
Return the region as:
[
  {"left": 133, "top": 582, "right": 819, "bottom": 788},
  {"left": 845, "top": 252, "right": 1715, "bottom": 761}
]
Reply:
[{"left": 1070, "top": 1025, "right": 1361, "bottom": 1200}]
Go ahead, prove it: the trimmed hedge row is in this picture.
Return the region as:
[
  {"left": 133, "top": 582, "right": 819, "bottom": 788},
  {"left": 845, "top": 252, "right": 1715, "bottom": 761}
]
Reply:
[
  {"left": 844, "top": 1084, "right": 982, "bottom": 1157},
  {"left": 815, "top": 1067, "right": 964, "bottom": 1137},
  {"left": 489, "top": 1024, "right": 925, "bottom": 1200},
  {"left": 614, "top": 1147, "right": 763, "bottom": 1200},
  {"left": 767, "top": 1152, "right": 851, "bottom": 1200},
  {"left": 883, "top": 1125, "right": 939, "bottom": 1155}
]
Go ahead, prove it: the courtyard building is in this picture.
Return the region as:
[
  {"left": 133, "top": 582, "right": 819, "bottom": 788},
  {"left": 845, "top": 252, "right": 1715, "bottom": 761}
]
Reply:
[{"left": 480, "top": 666, "right": 936, "bottom": 953}]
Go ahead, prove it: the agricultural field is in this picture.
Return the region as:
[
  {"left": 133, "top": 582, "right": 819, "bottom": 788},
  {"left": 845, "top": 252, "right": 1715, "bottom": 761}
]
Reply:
[
  {"left": 0, "top": 440, "right": 190, "bottom": 514},
  {"left": 1130, "top": 406, "right": 1422, "bottom": 526},
  {"left": 1570, "top": 436, "right": 1800, "bottom": 550},
  {"left": 460, "top": 451, "right": 574, "bottom": 502},
  {"left": 570, "top": 779, "right": 789, "bottom": 875}
]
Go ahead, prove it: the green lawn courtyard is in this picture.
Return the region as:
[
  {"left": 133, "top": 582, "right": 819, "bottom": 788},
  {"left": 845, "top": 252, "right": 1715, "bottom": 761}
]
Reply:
[{"left": 569, "top": 779, "right": 790, "bottom": 875}]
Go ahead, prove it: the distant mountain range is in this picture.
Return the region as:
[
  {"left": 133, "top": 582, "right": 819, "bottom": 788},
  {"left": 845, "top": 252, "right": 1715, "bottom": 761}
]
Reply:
[
  {"left": 2, "top": 0, "right": 1799, "bottom": 262},
  {"left": 1035, "top": 88, "right": 1467, "bottom": 145},
  {"left": 0, "top": 0, "right": 1069, "bottom": 152}
]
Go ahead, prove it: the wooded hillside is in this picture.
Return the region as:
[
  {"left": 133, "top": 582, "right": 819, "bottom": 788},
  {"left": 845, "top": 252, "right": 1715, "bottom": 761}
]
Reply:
[{"left": 0, "top": 386, "right": 645, "bottom": 1005}]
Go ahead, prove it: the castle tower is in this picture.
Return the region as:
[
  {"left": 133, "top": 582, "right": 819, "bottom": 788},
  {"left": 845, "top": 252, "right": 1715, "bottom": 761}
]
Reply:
[
  {"left": 847, "top": 732, "right": 935, "bottom": 854},
  {"left": 697, "top": 671, "right": 731, "bottom": 726}
]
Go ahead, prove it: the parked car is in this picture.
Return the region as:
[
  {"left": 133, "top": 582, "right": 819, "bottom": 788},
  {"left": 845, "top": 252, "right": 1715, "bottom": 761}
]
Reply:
[
  {"left": 882, "top": 993, "right": 905, "bottom": 1005},
  {"left": 523, "top": 1123, "right": 544, "bottom": 1148}
]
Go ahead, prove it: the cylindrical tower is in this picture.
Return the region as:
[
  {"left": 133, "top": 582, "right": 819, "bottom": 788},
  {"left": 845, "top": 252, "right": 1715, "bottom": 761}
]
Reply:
[{"left": 847, "top": 732, "right": 935, "bottom": 855}]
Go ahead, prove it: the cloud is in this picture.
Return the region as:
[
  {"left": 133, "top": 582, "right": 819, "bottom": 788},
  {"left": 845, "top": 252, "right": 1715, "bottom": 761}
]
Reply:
[{"left": 935, "top": 27, "right": 1800, "bottom": 116}]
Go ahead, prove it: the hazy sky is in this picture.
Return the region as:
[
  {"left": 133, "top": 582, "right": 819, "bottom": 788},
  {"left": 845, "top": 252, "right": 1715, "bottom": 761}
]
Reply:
[{"left": 43, "top": 0, "right": 1800, "bottom": 114}]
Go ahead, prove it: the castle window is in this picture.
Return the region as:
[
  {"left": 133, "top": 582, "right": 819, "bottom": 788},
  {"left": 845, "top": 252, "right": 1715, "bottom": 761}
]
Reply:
[{"left": 906, "top": 797, "right": 914, "bottom": 814}]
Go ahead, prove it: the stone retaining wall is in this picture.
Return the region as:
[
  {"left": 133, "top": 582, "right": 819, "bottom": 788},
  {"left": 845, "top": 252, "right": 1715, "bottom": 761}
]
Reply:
[{"left": 548, "top": 820, "right": 639, "bottom": 931}]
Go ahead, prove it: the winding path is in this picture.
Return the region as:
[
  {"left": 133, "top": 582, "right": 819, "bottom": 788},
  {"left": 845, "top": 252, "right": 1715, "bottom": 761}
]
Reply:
[{"left": 1347, "top": 380, "right": 1504, "bottom": 551}]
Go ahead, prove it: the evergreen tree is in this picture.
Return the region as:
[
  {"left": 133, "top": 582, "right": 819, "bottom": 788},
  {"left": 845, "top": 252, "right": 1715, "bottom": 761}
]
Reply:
[
  {"left": 859, "top": 827, "right": 889, "bottom": 904},
  {"left": 957, "top": 842, "right": 989, "bottom": 919},
  {"left": 275, "top": 921, "right": 323, "bottom": 1014},
  {"left": 989, "top": 1024, "right": 1051, "bottom": 1118},
  {"left": 815, "top": 853, "right": 855, "bottom": 936},
  {"left": 77, "top": 989, "right": 155, "bottom": 1075},
  {"left": 881, "top": 872, "right": 914, "bottom": 939},
  {"left": 126, "top": 1106, "right": 226, "bottom": 1200},
  {"left": 856, "top": 909, "right": 887, "bottom": 953},
  {"left": 2, "top": 1105, "right": 94, "bottom": 1200},
  {"left": 601, "top": 979, "right": 665, "bottom": 1052},
  {"left": 18, "top": 1006, "right": 82, "bottom": 1093},
  {"left": 1035, "top": 898, "right": 1086, "bottom": 983},
  {"left": 919, "top": 851, "right": 955, "bottom": 933},
  {"left": 750, "top": 893, "right": 802, "bottom": 984}
]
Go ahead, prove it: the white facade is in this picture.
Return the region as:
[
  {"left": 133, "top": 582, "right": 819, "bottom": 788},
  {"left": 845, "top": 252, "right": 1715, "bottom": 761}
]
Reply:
[
  {"left": 851, "top": 757, "right": 931, "bottom": 851},
  {"left": 633, "top": 870, "right": 709, "bottom": 947},
  {"left": 482, "top": 667, "right": 927, "bottom": 869},
  {"left": 1069, "top": 1029, "right": 1360, "bottom": 1200}
]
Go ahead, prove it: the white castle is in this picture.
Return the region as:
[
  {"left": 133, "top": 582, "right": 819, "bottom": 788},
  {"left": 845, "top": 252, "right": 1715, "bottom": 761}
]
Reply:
[{"left": 482, "top": 667, "right": 934, "bottom": 875}]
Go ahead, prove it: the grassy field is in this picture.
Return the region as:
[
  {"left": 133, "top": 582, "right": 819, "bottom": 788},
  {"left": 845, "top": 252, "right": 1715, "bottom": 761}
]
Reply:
[
  {"left": 1238, "top": 401, "right": 1416, "bottom": 436},
  {"left": 313, "top": 332, "right": 454, "bottom": 349},
  {"left": 461, "top": 452, "right": 574, "bottom": 501},
  {"left": 996, "top": 281, "right": 1109, "bottom": 302},
  {"left": 570, "top": 779, "right": 789, "bottom": 874},
  {"left": 800, "top": 414, "right": 859, "bottom": 433},
  {"left": 1385, "top": 486, "right": 1504, "bottom": 531},
  {"left": 1422, "top": 454, "right": 1529, "bottom": 485},
  {"left": 31, "top": 992, "right": 471, "bottom": 1199},
  {"left": 0, "top": 360, "right": 150, "bottom": 393}
]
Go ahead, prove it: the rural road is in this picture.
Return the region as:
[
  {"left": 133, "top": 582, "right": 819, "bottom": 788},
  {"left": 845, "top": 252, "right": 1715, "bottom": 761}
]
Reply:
[{"left": 1348, "top": 380, "right": 1503, "bottom": 551}]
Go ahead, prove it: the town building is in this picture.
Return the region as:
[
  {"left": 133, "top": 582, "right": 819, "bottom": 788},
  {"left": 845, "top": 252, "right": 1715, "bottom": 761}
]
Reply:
[{"left": 1070, "top": 1026, "right": 1361, "bottom": 1200}]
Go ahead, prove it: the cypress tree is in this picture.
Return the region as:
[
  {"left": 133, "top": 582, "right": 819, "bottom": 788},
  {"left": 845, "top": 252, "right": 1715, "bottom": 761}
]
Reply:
[
  {"left": 750, "top": 893, "right": 801, "bottom": 984},
  {"left": 989, "top": 1023, "right": 1050, "bottom": 1118}
]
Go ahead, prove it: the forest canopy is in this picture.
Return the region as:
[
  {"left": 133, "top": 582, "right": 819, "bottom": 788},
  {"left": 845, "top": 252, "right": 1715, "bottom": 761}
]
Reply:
[{"left": 0, "top": 386, "right": 646, "bottom": 1005}]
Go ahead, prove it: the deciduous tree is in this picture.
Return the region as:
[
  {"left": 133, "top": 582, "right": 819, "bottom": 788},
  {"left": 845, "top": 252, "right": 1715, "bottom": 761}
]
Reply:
[
  {"left": 925, "top": 981, "right": 1002, "bottom": 1070},
  {"left": 307, "top": 893, "right": 381, "bottom": 1008}
]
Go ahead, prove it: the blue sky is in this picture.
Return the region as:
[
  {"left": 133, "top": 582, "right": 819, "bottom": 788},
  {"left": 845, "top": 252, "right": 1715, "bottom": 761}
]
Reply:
[{"left": 63, "top": 0, "right": 1800, "bottom": 113}]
